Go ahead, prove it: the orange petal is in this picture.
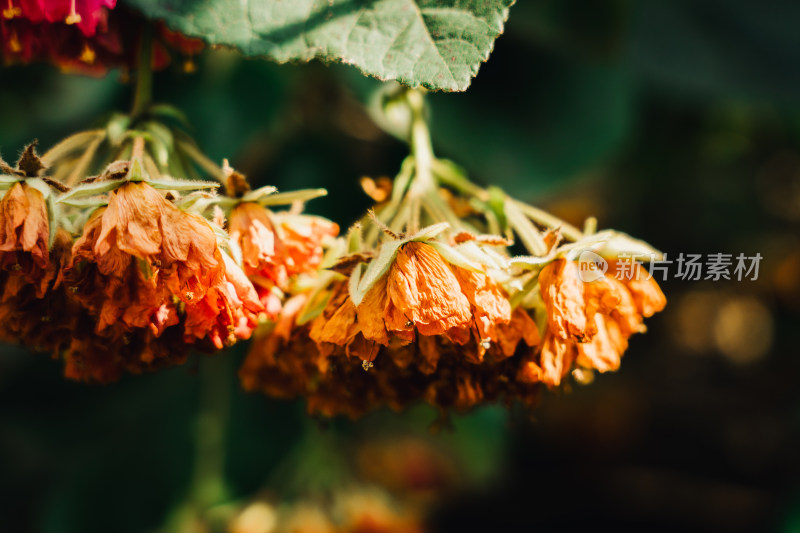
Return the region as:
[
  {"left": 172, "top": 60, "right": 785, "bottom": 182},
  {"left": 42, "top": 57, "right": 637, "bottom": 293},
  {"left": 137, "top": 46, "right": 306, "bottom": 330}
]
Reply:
[
  {"left": 356, "top": 275, "right": 391, "bottom": 345},
  {"left": 576, "top": 314, "right": 627, "bottom": 372},
  {"left": 538, "top": 333, "right": 576, "bottom": 387},
  {"left": 539, "top": 259, "right": 587, "bottom": 340},
  {"left": 494, "top": 307, "right": 541, "bottom": 358},
  {"left": 616, "top": 261, "right": 667, "bottom": 317},
  {"left": 385, "top": 242, "right": 471, "bottom": 336}
]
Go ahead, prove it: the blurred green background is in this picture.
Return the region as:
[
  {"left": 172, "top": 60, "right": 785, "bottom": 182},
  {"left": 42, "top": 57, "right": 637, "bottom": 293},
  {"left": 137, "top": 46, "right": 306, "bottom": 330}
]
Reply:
[{"left": 2, "top": 0, "right": 800, "bottom": 531}]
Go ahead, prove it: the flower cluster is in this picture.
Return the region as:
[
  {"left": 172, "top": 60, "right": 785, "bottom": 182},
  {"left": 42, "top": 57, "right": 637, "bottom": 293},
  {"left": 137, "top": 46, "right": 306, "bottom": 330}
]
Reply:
[
  {"left": 0, "top": 142, "right": 337, "bottom": 382},
  {"left": 1, "top": 1, "right": 202, "bottom": 75},
  {"left": 238, "top": 90, "right": 667, "bottom": 418},
  {"left": 240, "top": 203, "right": 666, "bottom": 418},
  {"left": 518, "top": 258, "right": 666, "bottom": 387},
  {"left": 1, "top": 90, "right": 665, "bottom": 415}
]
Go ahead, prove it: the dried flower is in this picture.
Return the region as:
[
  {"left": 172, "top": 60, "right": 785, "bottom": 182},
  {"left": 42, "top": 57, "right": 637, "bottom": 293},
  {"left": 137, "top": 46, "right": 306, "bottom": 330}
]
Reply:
[
  {"left": 524, "top": 258, "right": 667, "bottom": 387},
  {"left": 65, "top": 181, "right": 263, "bottom": 378},
  {"left": 0, "top": 181, "right": 51, "bottom": 299},
  {"left": 229, "top": 201, "right": 338, "bottom": 312}
]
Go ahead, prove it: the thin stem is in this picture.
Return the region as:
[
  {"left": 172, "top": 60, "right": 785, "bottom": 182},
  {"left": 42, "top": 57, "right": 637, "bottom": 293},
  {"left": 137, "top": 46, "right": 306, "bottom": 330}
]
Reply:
[
  {"left": 40, "top": 129, "right": 105, "bottom": 169},
  {"left": 131, "top": 25, "right": 153, "bottom": 118},
  {"left": 130, "top": 136, "right": 146, "bottom": 162},
  {"left": 432, "top": 159, "right": 487, "bottom": 201},
  {"left": 406, "top": 89, "right": 435, "bottom": 232},
  {"left": 177, "top": 139, "right": 228, "bottom": 184},
  {"left": 189, "top": 356, "right": 230, "bottom": 511},
  {"left": 433, "top": 157, "right": 585, "bottom": 243},
  {"left": 65, "top": 135, "right": 103, "bottom": 186},
  {"left": 513, "top": 200, "right": 584, "bottom": 242},
  {"left": 163, "top": 356, "right": 231, "bottom": 532}
]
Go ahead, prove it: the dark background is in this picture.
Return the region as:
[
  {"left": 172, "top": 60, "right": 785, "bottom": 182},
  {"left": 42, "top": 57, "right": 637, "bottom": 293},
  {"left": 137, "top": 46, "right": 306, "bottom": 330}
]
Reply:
[{"left": 1, "top": 1, "right": 799, "bottom": 531}]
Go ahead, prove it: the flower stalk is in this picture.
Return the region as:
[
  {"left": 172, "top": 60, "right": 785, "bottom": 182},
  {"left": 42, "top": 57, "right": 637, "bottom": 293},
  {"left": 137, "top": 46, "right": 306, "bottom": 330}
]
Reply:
[{"left": 131, "top": 24, "right": 153, "bottom": 119}]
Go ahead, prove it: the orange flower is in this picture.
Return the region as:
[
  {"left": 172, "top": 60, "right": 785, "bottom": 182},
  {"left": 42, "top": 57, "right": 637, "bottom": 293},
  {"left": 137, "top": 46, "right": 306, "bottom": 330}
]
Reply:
[
  {"left": 229, "top": 202, "right": 338, "bottom": 295},
  {"left": 276, "top": 212, "right": 339, "bottom": 278},
  {"left": 383, "top": 241, "right": 472, "bottom": 337},
  {"left": 493, "top": 307, "right": 541, "bottom": 359},
  {"left": 183, "top": 252, "right": 264, "bottom": 349},
  {"left": 610, "top": 260, "right": 667, "bottom": 318},
  {"left": 531, "top": 257, "right": 667, "bottom": 386},
  {"left": 309, "top": 281, "right": 379, "bottom": 361},
  {"left": 67, "top": 181, "right": 263, "bottom": 366},
  {"left": 310, "top": 240, "right": 527, "bottom": 371},
  {"left": 0, "top": 181, "right": 52, "bottom": 299},
  {"left": 449, "top": 265, "right": 513, "bottom": 360},
  {"left": 0, "top": 229, "right": 75, "bottom": 353}
]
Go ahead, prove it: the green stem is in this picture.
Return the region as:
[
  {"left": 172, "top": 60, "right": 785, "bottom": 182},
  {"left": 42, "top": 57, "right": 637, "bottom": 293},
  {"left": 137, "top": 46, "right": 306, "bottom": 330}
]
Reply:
[
  {"left": 177, "top": 139, "right": 228, "bottom": 184},
  {"left": 406, "top": 89, "right": 435, "bottom": 232},
  {"left": 432, "top": 159, "right": 487, "bottom": 201},
  {"left": 131, "top": 25, "right": 154, "bottom": 118},
  {"left": 162, "top": 356, "right": 231, "bottom": 533},
  {"left": 433, "top": 159, "right": 585, "bottom": 243},
  {"left": 512, "top": 200, "right": 584, "bottom": 242},
  {"left": 189, "top": 356, "right": 230, "bottom": 510}
]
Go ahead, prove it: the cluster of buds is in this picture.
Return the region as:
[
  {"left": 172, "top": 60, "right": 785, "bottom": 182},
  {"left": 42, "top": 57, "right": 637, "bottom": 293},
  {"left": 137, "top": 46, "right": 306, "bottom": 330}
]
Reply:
[
  {"left": 1, "top": 0, "right": 202, "bottom": 75},
  {"left": 239, "top": 90, "right": 667, "bottom": 418},
  {"left": 0, "top": 138, "right": 338, "bottom": 382}
]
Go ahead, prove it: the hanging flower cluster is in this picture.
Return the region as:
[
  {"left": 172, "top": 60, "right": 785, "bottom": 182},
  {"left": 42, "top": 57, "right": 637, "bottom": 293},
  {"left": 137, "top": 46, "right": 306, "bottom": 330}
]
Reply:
[
  {"left": 1, "top": 88, "right": 665, "bottom": 417},
  {"left": 239, "top": 90, "right": 667, "bottom": 418},
  {"left": 1, "top": 0, "right": 202, "bottom": 75},
  {"left": 0, "top": 138, "right": 338, "bottom": 382}
]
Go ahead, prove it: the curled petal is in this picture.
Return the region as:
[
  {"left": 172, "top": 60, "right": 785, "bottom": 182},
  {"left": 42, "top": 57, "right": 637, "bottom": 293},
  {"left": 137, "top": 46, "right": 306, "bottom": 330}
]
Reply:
[
  {"left": 0, "top": 182, "right": 49, "bottom": 268},
  {"left": 385, "top": 242, "right": 471, "bottom": 337},
  {"left": 356, "top": 276, "right": 390, "bottom": 345},
  {"left": 494, "top": 307, "right": 540, "bottom": 359},
  {"left": 538, "top": 333, "right": 576, "bottom": 387},
  {"left": 576, "top": 314, "right": 628, "bottom": 373},
  {"left": 538, "top": 259, "right": 587, "bottom": 340},
  {"left": 614, "top": 261, "right": 667, "bottom": 317}
]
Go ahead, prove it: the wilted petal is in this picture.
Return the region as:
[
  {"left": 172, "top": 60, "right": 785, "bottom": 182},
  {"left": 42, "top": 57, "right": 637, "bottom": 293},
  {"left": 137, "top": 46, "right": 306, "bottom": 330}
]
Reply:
[
  {"left": 538, "top": 259, "right": 587, "bottom": 340},
  {"left": 356, "top": 275, "right": 391, "bottom": 345},
  {"left": 0, "top": 182, "right": 49, "bottom": 268},
  {"left": 615, "top": 261, "right": 667, "bottom": 317},
  {"left": 576, "top": 314, "right": 627, "bottom": 373},
  {"left": 538, "top": 333, "right": 576, "bottom": 387},
  {"left": 494, "top": 307, "right": 540, "bottom": 359},
  {"left": 385, "top": 242, "right": 471, "bottom": 337}
]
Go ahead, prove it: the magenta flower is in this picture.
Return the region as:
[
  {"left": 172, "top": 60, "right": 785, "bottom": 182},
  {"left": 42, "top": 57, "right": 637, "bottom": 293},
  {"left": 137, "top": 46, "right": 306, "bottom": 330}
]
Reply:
[{"left": 3, "top": 0, "right": 116, "bottom": 37}]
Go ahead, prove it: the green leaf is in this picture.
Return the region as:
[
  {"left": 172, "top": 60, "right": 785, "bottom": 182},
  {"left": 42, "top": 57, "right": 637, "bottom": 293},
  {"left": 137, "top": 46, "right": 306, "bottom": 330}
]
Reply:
[
  {"left": 147, "top": 177, "right": 220, "bottom": 191},
  {"left": 56, "top": 178, "right": 127, "bottom": 204},
  {"left": 256, "top": 188, "right": 327, "bottom": 206},
  {"left": 106, "top": 113, "right": 131, "bottom": 146},
  {"left": 148, "top": 103, "right": 191, "bottom": 129},
  {"left": 240, "top": 185, "right": 278, "bottom": 203},
  {"left": 122, "top": 0, "right": 516, "bottom": 91},
  {"left": 57, "top": 196, "right": 109, "bottom": 209},
  {"left": 352, "top": 239, "right": 403, "bottom": 306},
  {"left": 561, "top": 230, "right": 662, "bottom": 262}
]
